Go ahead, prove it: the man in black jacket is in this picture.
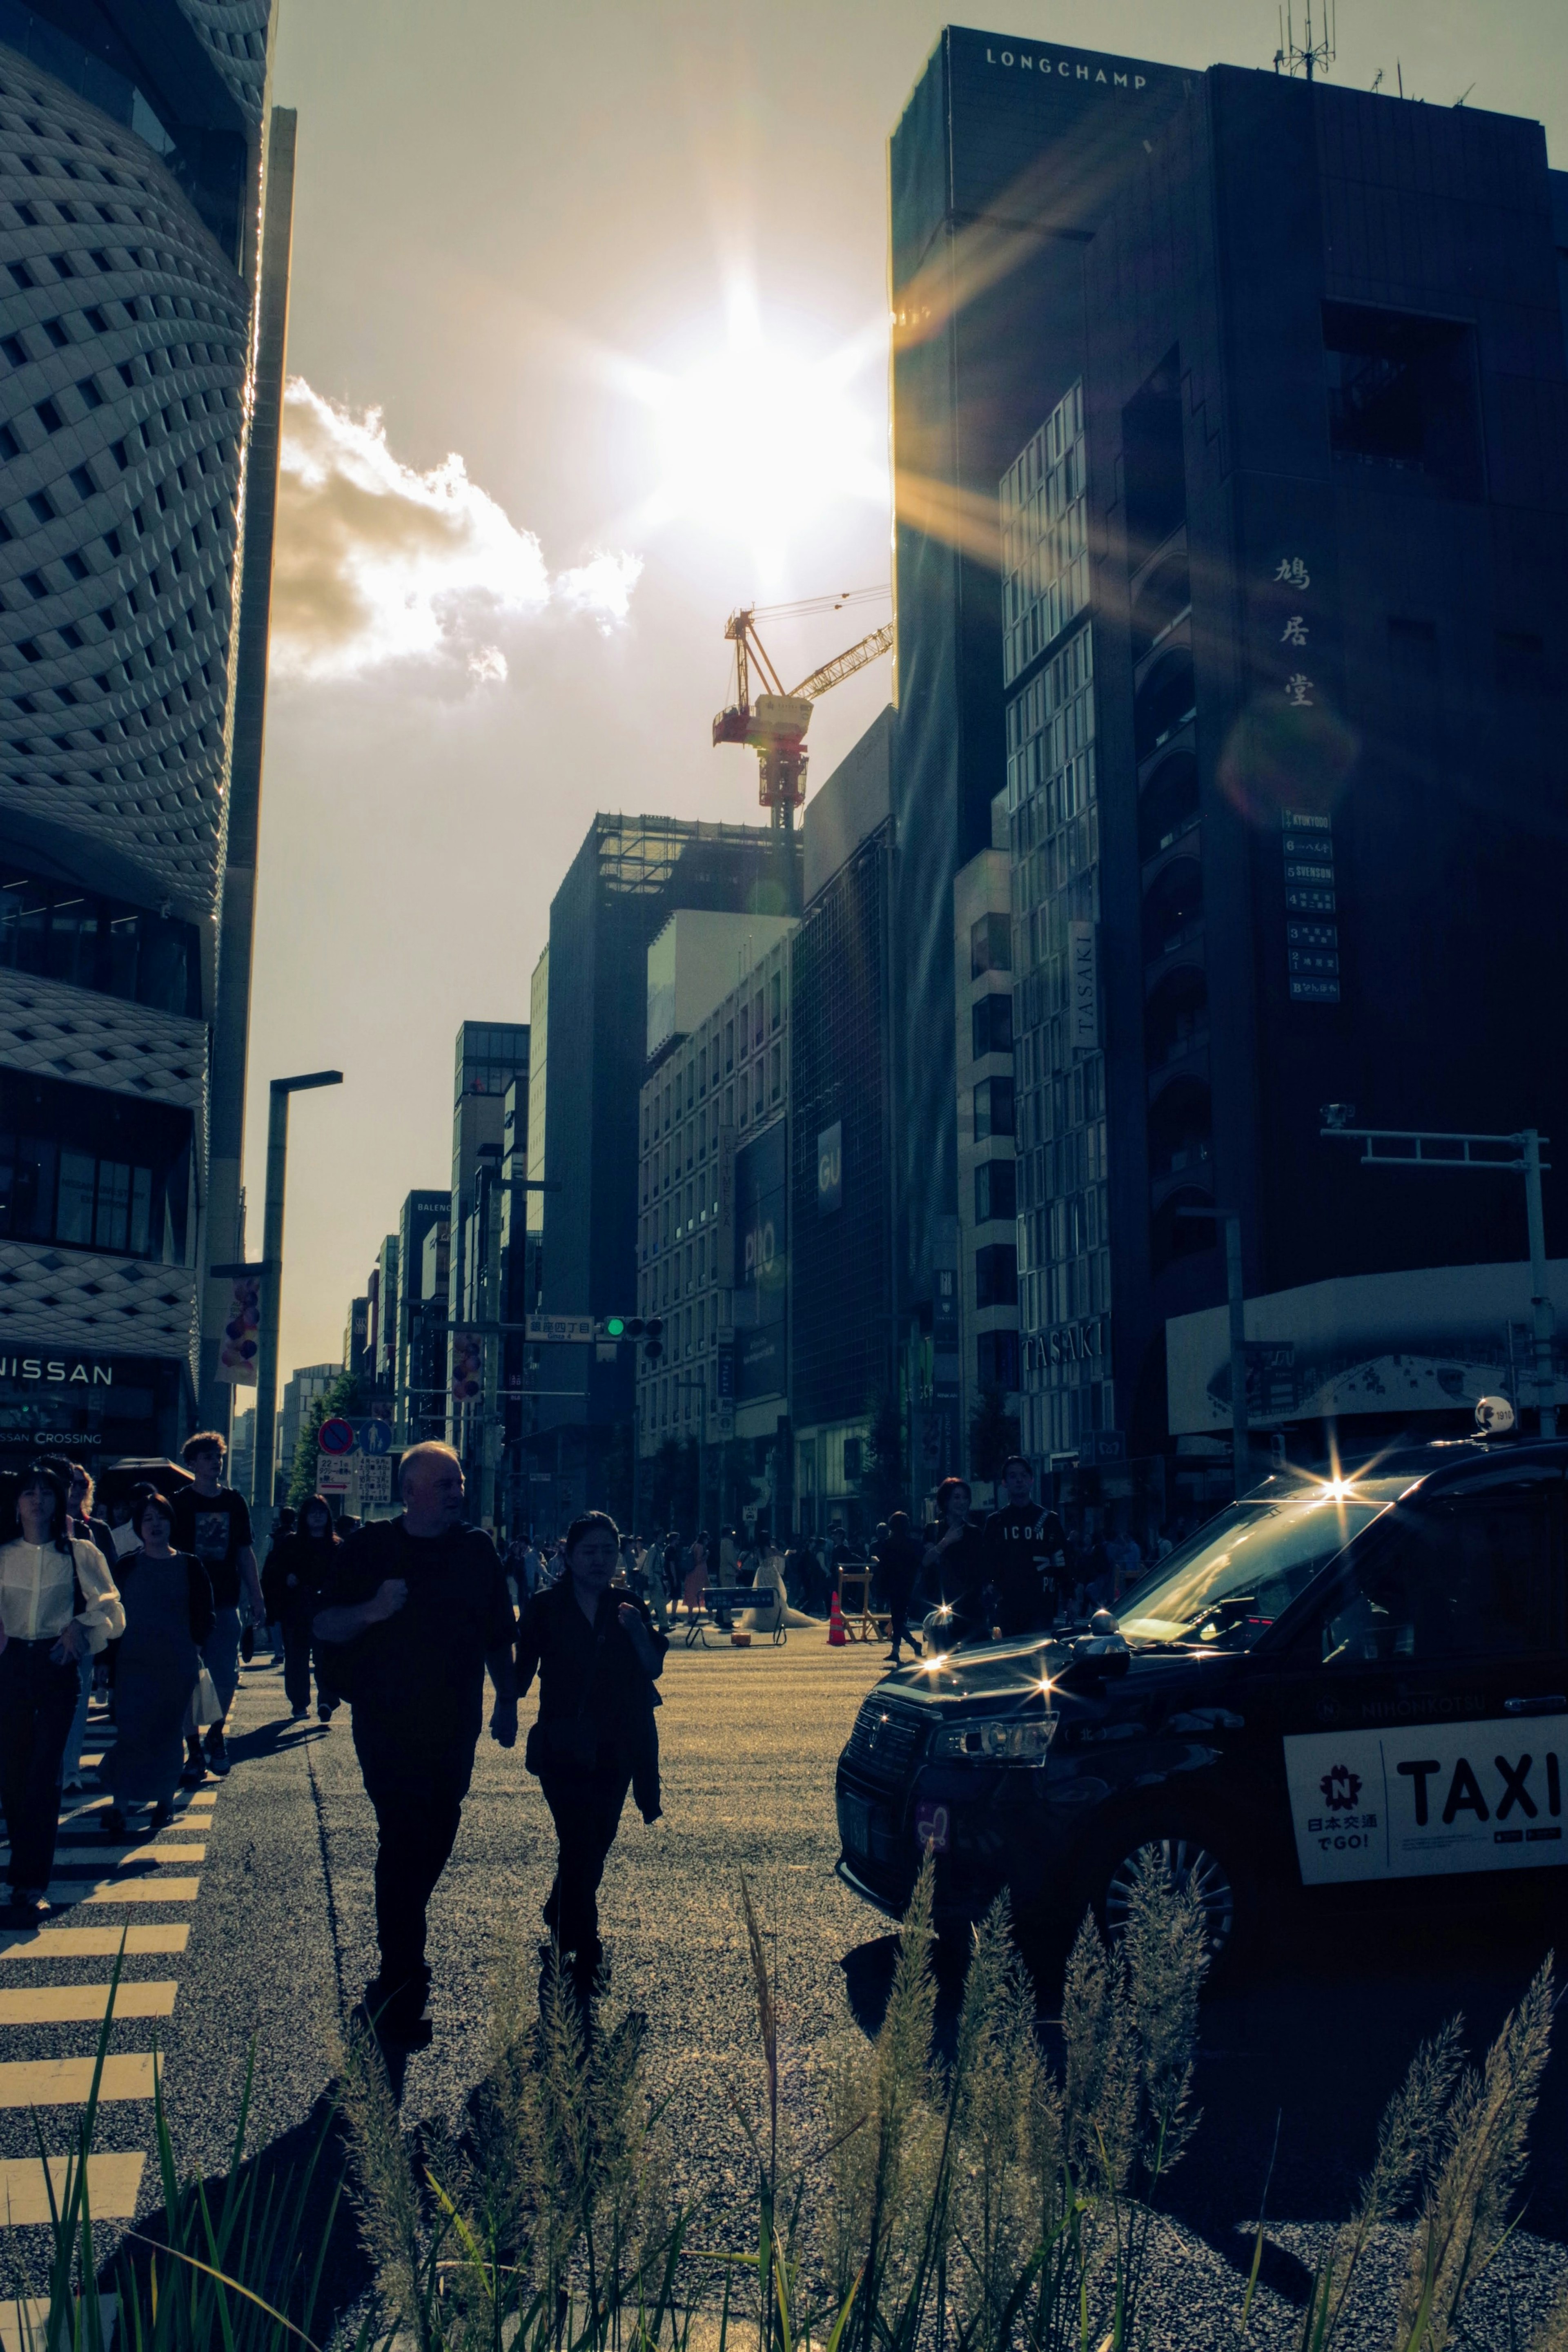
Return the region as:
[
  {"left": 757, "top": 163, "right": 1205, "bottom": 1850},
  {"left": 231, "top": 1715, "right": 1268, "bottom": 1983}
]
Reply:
[
  {"left": 314, "top": 1442, "right": 516, "bottom": 2044},
  {"left": 984, "top": 1456, "right": 1071, "bottom": 1639},
  {"left": 516, "top": 1511, "right": 666, "bottom": 1988}
]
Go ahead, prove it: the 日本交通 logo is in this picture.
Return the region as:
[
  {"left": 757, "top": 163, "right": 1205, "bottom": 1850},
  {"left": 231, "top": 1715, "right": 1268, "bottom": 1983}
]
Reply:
[{"left": 1319, "top": 1763, "right": 1362, "bottom": 1812}]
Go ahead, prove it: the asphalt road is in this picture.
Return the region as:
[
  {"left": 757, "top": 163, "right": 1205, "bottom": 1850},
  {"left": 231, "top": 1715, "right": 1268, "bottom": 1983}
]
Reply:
[{"left": 1, "top": 1630, "right": 1566, "bottom": 2347}]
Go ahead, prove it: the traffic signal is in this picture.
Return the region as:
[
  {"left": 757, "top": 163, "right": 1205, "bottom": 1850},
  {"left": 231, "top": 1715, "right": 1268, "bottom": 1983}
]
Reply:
[
  {"left": 604, "top": 1316, "right": 627, "bottom": 1338},
  {"left": 644, "top": 1317, "right": 664, "bottom": 1362}
]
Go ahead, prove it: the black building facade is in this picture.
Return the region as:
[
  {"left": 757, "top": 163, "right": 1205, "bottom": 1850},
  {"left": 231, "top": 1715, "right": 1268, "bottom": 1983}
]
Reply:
[
  {"left": 537, "top": 814, "right": 796, "bottom": 1510},
  {"left": 790, "top": 713, "right": 898, "bottom": 1539},
  {"left": 893, "top": 28, "right": 1568, "bottom": 1472}
]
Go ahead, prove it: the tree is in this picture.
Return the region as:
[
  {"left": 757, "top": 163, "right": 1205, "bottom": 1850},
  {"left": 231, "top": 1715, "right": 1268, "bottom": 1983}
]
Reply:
[
  {"left": 858, "top": 1387, "right": 907, "bottom": 1523},
  {"left": 288, "top": 1369, "right": 361, "bottom": 1507},
  {"left": 969, "top": 1385, "right": 1020, "bottom": 1491}
]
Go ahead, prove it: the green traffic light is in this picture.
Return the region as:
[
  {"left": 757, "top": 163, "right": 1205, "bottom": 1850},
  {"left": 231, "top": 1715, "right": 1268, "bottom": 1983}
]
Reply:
[{"left": 605, "top": 1316, "right": 627, "bottom": 1338}]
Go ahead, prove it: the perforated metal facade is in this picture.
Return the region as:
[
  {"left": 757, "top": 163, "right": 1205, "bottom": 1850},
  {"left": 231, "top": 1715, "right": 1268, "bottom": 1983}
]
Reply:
[{"left": 0, "top": 11, "right": 266, "bottom": 1456}]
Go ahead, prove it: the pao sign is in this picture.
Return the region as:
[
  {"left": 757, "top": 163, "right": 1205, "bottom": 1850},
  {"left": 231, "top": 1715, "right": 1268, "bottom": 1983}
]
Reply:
[{"left": 1284, "top": 1721, "right": 1566, "bottom": 1886}]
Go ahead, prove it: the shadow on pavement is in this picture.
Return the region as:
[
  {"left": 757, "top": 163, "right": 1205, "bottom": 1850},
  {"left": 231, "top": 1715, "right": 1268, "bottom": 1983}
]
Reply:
[
  {"left": 104, "top": 2086, "right": 372, "bottom": 2336},
  {"left": 219, "top": 1716, "right": 335, "bottom": 1768}
]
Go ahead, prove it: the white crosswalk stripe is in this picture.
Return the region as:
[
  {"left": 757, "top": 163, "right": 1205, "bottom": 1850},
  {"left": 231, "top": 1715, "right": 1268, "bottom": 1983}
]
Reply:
[{"left": 0, "top": 1692, "right": 221, "bottom": 2259}]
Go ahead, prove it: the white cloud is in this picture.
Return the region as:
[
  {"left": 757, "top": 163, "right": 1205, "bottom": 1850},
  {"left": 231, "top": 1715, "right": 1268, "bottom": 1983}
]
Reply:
[{"left": 270, "top": 379, "right": 642, "bottom": 682}]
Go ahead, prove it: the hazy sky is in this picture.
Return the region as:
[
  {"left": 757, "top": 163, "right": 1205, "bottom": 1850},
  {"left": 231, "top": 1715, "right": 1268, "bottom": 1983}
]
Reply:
[{"left": 253, "top": 0, "right": 1568, "bottom": 1380}]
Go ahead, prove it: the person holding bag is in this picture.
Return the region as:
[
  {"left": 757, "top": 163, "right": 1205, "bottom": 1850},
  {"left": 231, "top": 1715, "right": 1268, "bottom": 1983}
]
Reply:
[
  {"left": 100, "top": 1493, "right": 214, "bottom": 1839},
  {"left": 516, "top": 1511, "right": 666, "bottom": 1993},
  {"left": 0, "top": 1462, "right": 122, "bottom": 1916}
]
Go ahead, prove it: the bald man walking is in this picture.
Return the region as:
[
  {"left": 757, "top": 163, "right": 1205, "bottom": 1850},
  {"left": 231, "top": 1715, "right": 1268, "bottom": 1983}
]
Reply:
[{"left": 314, "top": 1442, "right": 517, "bottom": 2045}]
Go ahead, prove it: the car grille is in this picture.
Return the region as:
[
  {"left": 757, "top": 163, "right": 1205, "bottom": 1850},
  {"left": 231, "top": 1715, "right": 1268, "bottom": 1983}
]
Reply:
[{"left": 844, "top": 1697, "right": 924, "bottom": 1782}]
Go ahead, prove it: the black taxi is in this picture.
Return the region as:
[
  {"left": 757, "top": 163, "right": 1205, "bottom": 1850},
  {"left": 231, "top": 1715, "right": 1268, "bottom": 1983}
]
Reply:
[{"left": 835, "top": 1423, "right": 1568, "bottom": 1962}]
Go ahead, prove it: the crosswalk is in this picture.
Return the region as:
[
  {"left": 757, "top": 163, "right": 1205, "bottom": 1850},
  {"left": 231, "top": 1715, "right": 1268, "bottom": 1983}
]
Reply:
[{"left": 0, "top": 1691, "right": 218, "bottom": 2285}]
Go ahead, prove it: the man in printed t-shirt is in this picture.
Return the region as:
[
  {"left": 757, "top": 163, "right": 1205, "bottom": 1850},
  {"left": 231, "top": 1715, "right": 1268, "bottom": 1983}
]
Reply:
[
  {"left": 170, "top": 1430, "right": 265, "bottom": 1781},
  {"left": 984, "top": 1455, "right": 1071, "bottom": 1639}
]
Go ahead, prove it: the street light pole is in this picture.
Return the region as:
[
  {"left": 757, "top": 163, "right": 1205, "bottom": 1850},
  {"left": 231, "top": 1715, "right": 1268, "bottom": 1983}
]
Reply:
[
  {"left": 1174, "top": 1204, "right": 1250, "bottom": 1497},
  {"left": 251, "top": 1069, "right": 343, "bottom": 1550}
]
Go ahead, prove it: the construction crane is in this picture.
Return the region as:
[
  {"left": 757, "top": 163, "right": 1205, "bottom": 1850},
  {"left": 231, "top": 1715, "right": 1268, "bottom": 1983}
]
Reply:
[{"left": 713, "top": 593, "right": 894, "bottom": 830}]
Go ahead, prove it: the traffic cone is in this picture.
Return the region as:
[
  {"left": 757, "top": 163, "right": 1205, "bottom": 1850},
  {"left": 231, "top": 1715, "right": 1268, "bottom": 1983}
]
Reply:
[{"left": 828, "top": 1588, "right": 847, "bottom": 1647}]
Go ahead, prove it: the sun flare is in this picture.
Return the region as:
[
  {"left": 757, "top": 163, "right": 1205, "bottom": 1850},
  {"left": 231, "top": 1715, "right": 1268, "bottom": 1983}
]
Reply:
[{"left": 634, "top": 303, "right": 887, "bottom": 570}]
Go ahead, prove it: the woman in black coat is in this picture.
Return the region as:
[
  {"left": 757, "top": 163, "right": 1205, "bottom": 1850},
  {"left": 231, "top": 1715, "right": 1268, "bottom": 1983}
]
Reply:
[{"left": 515, "top": 1511, "right": 667, "bottom": 1989}]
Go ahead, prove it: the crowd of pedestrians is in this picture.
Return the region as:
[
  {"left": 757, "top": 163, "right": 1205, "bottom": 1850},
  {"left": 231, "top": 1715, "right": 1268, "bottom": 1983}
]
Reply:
[{"left": 0, "top": 1424, "right": 1179, "bottom": 2051}]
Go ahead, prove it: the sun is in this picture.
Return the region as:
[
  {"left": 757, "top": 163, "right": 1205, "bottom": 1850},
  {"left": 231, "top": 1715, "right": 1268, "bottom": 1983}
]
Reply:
[{"left": 633, "top": 301, "right": 887, "bottom": 571}]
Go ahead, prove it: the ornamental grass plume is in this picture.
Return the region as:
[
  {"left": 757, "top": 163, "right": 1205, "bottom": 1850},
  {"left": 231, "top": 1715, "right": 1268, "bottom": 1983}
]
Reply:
[{"left": 1393, "top": 1955, "right": 1554, "bottom": 2352}]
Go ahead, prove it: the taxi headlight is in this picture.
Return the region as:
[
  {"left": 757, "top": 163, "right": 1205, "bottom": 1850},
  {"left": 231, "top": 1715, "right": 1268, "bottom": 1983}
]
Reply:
[{"left": 932, "top": 1716, "right": 1058, "bottom": 1763}]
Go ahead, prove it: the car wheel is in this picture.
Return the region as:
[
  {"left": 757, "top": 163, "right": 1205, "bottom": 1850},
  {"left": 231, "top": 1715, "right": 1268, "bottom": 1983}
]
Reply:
[{"left": 1098, "top": 1828, "right": 1242, "bottom": 1965}]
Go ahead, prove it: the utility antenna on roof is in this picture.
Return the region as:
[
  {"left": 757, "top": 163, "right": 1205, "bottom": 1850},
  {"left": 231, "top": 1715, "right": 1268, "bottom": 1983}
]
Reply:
[{"left": 1274, "top": 0, "right": 1336, "bottom": 79}]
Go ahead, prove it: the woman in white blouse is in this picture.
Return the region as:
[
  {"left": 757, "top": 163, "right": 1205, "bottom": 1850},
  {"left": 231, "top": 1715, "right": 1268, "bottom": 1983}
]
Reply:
[{"left": 0, "top": 1463, "right": 123, "bottom": 1918}]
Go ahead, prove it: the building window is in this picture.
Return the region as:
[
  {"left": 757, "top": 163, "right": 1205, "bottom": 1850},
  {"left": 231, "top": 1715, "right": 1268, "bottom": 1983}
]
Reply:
[
  {"left": 725, "top": 1020, "right": 734, "bottom": 1072},
  {"left": 977, "top": 1329, "right": 1019, "bottom": 1391},
  {"left": 0, "top": 872, "right": 201, "bottom": 1018},
  {"left": 975, "top": 1244, "right": 1018, "bottom": 1309},
  {"left": 971, "top": 994, "right": 1013, "bottom": 1059},
  {"left": 975, "top": 1159, "right": 1017, "bottom": 1225},
  {"left": 771, "top": 971, "right": 782, "bottom": 1030},
  {"left": 771, "top": 1043, "right": 782, "bottom": 1101},
  {"left": 1497, "top": 631, "right": 1552, "bottom": 694},
  {"left": 971, "top": 913, "right": 1011, "bottom": 976},
  {"left": 0, "top": 1072, "right": 192, "bottom": 1263},
  {"left": 1322, "top": 302, "right": 1481, "bottom": 497},
  {"left": 974, "top": 1077, "right": 1015, "bottom": 1141},
  {"left": 1000, "top": 379, "right": 1087, "bottom": 685}
]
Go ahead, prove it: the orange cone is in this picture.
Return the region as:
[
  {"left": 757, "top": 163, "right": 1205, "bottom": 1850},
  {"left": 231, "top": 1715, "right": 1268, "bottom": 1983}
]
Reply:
[{"left": 828, "top": 1588, "right": 847, "bottom": 1647}]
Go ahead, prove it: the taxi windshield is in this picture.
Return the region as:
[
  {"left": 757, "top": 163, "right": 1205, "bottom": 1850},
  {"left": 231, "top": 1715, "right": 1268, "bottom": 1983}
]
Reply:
[{"left": 1117, "top": 1481, "right": 1406, "bottom": 1648}]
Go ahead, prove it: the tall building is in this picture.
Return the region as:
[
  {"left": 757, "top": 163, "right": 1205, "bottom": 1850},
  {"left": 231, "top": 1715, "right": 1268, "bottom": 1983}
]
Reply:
[
  {"left": 277, "top": 1360, "right": 336, "bottom": 1503},
  {"left": 0, "top": 2, "right": 282, "bottom": 1467},
  {"left": 635, "top": 914, "right": 795, "bottom": 1533},
  {"left": 392, "top": 1186, "right": 450, "bottom": 1448},
  {"left": 889, "top": 30, "right": 1189, "bottom": 1425},
  {"left": 894, "top": 27, "right": 1568, "bottom": 1480},
  {"left": 535, "top": 813, "right": 797, "bottom": 1517},
  {"left": 447, "top": 1021, "right": 526, "bottom": 1512},
  {"left": 953, "top": 797, "right": 1019, "bottom": 1491},
  {"left": 790, "top": 710, "right": 898, "bottom": 1540}
]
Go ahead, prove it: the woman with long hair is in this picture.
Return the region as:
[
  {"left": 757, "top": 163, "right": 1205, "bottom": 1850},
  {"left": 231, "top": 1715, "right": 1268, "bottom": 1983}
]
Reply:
[
  {"left": 101, "top": 1493, "right": 214, "bottom": 1839},
  {"left": 921, "top": 1477, "right": 991, "bottom": 1645},
  {"left": 262, "top": 1493, "right": 340, "bottom": 1721},
  {"left": 516, "top": 1511, "right": 666, "bottom": 1991},
  {"left": 0, "top": 1462, "right": 122, "bottom": 1914}
]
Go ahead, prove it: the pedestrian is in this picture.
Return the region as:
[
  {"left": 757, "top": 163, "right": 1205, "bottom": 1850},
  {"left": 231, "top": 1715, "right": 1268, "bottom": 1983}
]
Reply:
[
  {"left": 100, "top": 1492, "right": 214, "bottom": 1839},
  {"left": 1104, "top": 1515, "right": 1144, "bottom": 1604},
  {"left": 873, "top": 1512, "right": 924, "bottom": 1664},
  {"left": 59, "top": 1462, "right": 115, "bottom": 1794},
  {"left": 921, "top": 1478, "right": 990, "bottom": 1644},
  {"left": 312, "top": 1441, "right": 517, "bottom": 2046},
  {"left": 0, "top": 1463, "right": 122, "bottom": 1917},
  {"left": 262, "top": 1494, "right": 340, "bottom": 1721},
  {"left": 682, "top": 1529, "right": 709, "bottom": 1621},
  {"left": 660, "top": 1529, "right": 682, "bottom": 1610},
  {"left": 516, "top": 1512, "right": 666, "bottom": 1991},
  {"left": 170, "top": 1431, "right": 266, "bottom": 1782},
  {"left": 984, "top": 1456, "right": 1071, "bottom": 1639},
  {"left": 263, "top": 1506, "right": 297, "bottom": 1658}
]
